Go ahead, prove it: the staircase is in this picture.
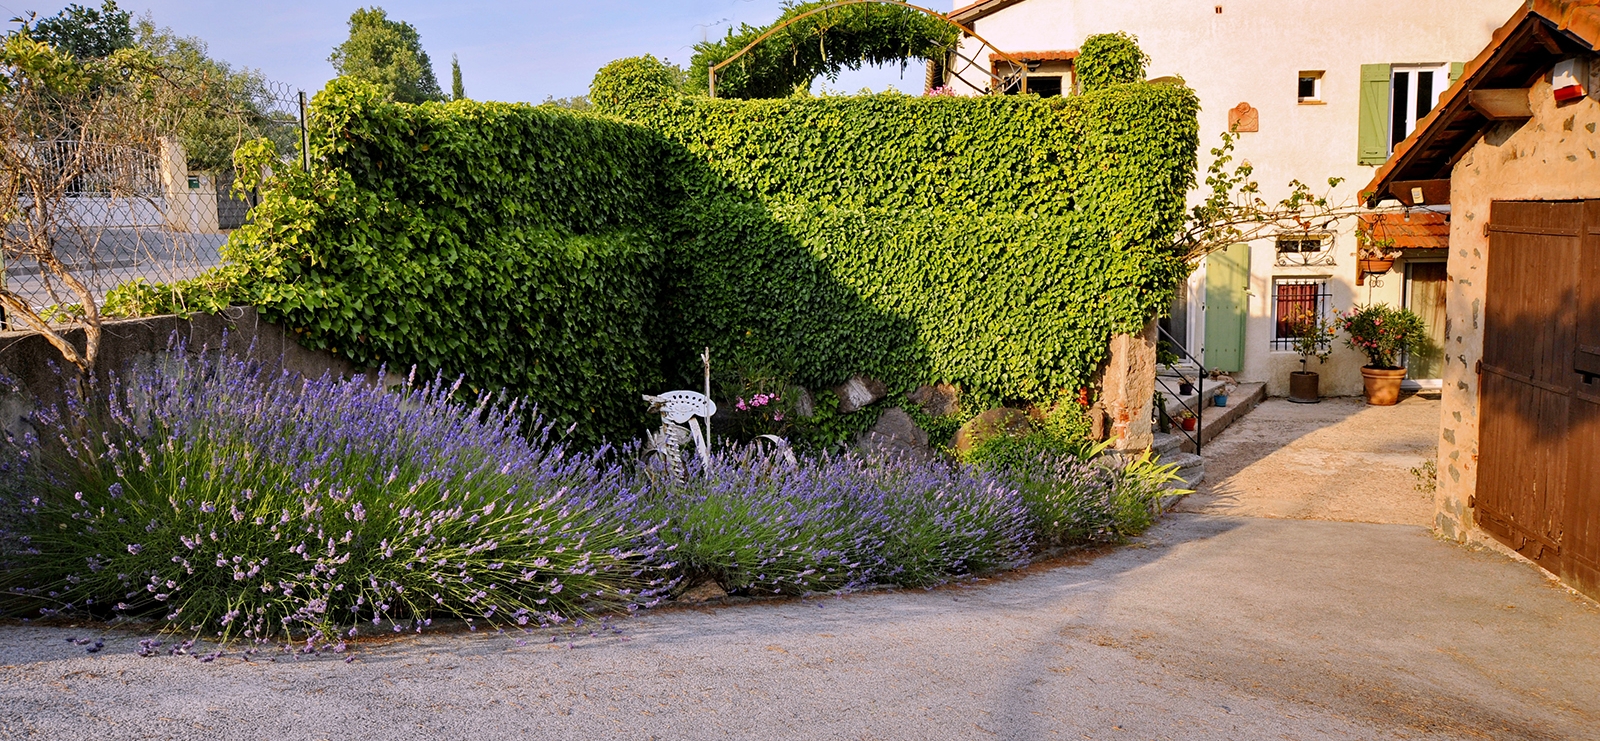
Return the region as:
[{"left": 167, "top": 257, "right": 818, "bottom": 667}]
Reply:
[{"left": 1152, "top": 431, "right": 1205, "bottom": 489}]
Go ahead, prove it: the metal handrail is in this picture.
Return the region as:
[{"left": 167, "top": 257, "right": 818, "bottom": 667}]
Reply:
[{"left": 1155, "top": 324, "right": 1204, "bottom": 455}]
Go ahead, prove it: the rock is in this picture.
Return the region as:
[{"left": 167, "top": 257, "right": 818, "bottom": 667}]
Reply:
[
  {"left": 908, "top": 383, "right": 961, "bottom": 418},
  {"left": 793, "top": 386, "right": 815, "bottom": 418},
  {"left": 854, "top": 408, "right": 930, "bottom": 458},
  {"left": 678, "top": 579, "right": 727, "bottom": 603},
  {"left": 832, "top": 375, "right": 886, "bottom": 414},
  {"left": 952, "top": 407, "right": 1033, "bottom": 455}
]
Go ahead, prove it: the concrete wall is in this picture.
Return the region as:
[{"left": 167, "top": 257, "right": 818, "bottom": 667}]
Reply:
[
  {"left": 0, "top": 307, "right": 362, "bottom": 443},
  {"left": 953, "top": 0, "right": 1518, "bottom": 396},
  {"left": 1435, "top": 78, "right": 1600, "bottom": 543}
]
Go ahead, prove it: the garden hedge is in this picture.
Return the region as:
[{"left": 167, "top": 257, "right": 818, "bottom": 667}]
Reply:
[
  {"left": 615, "top": 74, "right": 1199, "bottom": 408},
  {"left": 226, "top": 55, "right": 1197, "bottom": 443}
]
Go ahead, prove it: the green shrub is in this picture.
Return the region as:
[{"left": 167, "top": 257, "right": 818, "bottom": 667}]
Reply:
[
  {"left": 225, "top": 79, "right": 668, "bottom": 444},
  {"left": 621, "top": 85, "right": 1199, "bottom": 405},
  {"left": 1076, "top": 32, "right": 1149, "bottom": 91},
  {"left": 222, "top": 48, "right": 1195, "bottom": 447}
]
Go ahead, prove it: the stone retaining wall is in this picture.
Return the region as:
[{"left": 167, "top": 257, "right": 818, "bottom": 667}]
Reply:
[{"left": 0, "top": 307, "right": 358, "bottom": 442}]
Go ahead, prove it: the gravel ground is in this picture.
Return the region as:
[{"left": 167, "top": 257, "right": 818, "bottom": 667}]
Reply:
[
  {"left": 1, "top": 514, "right": 1597, "bottom": 741},
  {"left": 1178, "top": 395, "right": 1441, "bottom": 525}
]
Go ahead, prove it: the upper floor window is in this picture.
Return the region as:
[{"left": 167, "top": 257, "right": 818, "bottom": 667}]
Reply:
[
  {"left": 1298, "top": 71, "right": 1323, "bottom": 103},
  {"left": 1390, "top": 64, "right": 1449, "bottom": 150},
  {"left": 1358, "top": 62, "right": 1463, "bottom": 166}
]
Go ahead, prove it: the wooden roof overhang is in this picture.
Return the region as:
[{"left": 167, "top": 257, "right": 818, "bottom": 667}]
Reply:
[{"left": 1364, "top": 1, "right": 1600, "bottom": 207}]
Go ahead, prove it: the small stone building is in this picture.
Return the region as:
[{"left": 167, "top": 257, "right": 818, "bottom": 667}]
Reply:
[{"left": 1365, "top": 0, "right": 1600, "bottom": 601}]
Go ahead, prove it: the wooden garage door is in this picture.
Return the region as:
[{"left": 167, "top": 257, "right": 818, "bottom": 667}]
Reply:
[{"left": 1478, "top": 200, "right": 1600, "bottom": 599}]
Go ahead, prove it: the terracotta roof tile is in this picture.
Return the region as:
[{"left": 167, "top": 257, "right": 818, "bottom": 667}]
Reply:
[{"left": 1359, "top": 212, "right": 1450, "bottom": 250}]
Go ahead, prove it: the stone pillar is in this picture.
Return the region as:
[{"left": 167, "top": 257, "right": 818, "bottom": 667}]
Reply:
[
  {"left": 1101, "top": 318, "right": 1158, "bottom": 452},
  {"left": 157, "top": 137, "right": 190, "bottom": 233}
]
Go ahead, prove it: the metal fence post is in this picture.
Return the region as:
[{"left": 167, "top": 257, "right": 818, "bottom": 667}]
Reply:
[{"left": 298, "top": 91, "right": 311, "bottom": 172}]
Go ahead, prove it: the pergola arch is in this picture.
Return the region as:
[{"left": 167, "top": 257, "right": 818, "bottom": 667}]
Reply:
[{"left": 706, "top": 0, "right": 1028, "bottom": 98}]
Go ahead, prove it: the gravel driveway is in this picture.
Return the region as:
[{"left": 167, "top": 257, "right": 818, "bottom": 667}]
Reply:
[{"left": 1, "top": 513, "right": 1597, "bottom": 740}]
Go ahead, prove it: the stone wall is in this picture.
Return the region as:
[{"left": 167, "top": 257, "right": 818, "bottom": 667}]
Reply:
[
  {"left": 1435, "top": 79, "right": 1600, "bottom": 542},
  {"left": 0, "top": 307, "right": 360, "bottom": 442}
]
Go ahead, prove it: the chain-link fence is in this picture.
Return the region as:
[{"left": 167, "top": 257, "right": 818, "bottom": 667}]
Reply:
[{"left": 1, "top": 80, "right": 305, "bottom": 329}]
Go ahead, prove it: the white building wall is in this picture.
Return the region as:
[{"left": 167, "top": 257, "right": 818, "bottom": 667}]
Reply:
[{"left": 953, "top": 0, "right": 1519, "bottom": 395}]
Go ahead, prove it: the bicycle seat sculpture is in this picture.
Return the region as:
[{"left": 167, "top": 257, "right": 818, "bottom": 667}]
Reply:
[{"left": 642, "top": 390, "right": 716, "bottom": 485}]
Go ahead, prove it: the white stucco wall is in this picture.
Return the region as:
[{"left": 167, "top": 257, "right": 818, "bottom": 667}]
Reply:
[{"left": 953, "top": 0, "right": 1520, "bottom": 395}]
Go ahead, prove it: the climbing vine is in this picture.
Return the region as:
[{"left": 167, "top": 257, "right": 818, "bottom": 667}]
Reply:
[{"left": 686, "top": 0, "right": 958, "bottom": 98}]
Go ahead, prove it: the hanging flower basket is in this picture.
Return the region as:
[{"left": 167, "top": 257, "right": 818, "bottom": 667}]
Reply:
[{"left": 1357, "top": 256, "right": 1396, "bottom": 275}]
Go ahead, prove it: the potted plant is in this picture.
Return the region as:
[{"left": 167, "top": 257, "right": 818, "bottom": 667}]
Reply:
[
  {"left": 1177, "top": 409, "right": 1198, "bottom": 432},
  {"left": 1285, "top": 306, "right": 1336, "bottom": 403},
  {"left": 1336, "top": 303, "right": 1428, "bottom": 406},
  {"left": 1356, "top": 230, "right": 1402, "bottom": 285}
]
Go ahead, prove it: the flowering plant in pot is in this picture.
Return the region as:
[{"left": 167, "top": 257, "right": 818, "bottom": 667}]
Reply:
[
  {"left": 1335, "top": 303, "right": 1427, "bottom": 405},
  {"left": 1284, "top": 306, "right": 1336, "bottom": 403}
]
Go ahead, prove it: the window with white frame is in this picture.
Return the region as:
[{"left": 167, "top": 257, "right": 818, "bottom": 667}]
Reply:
[
  {"left": 1298, "top": 71, "right": 1323, "bottom": 103},
  {"left": 1390, "top": 64, "right": 1450, "bottom": 151},
  {"left": 1272, "top": 278, "right": 1332, "bottom": 351}
]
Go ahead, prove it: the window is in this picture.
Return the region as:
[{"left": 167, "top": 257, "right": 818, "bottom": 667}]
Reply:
[
  {"left": 1298, "top": 71, "right": 1323, "bottom": 103},
  {"left": 1358, "top": 62, "right": 1463, "bottom": 165},
  {"left": 1389, "top": 64, "right": 1449, "bottom": 151},
  {"left": 1272, "top": 279, "right": 1331, "bottom": 351},
  {"left": 1275, "top": 233, "right": 1336, "bottom": 266},
  {"left": 1027, "top": 76, "right": 1063, "bottom": 98}
]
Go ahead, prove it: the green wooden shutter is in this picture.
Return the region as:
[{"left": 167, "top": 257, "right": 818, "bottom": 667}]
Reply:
[
  {"left": 1204, "top": 243, "right": 1250, "bottom": 373},
  {"left": 1358, "top": 63, "right": 1392, "bottom": 165},
  {"left": 1448, "top": 61, "right": 1465, "bottom": 85}
]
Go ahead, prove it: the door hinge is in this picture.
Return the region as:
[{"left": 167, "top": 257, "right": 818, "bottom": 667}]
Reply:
[
  {"left": 1467, "top": 495, "right": 1476, "bottom": 509},
  {"left": 1475, "top": 358, "right": 1483, "bottom": 375}
]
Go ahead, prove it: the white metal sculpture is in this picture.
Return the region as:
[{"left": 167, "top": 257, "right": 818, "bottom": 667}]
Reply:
[
  {"left": 642, "top": 389, "right": 717, "bottom": 483},
  {"left": 640, "top": 348, "right": 796, "bottom": 484}
]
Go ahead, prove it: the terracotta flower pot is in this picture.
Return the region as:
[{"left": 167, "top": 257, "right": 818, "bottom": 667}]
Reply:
[
  {"left": 1180, "top": 416, "right": 1198, "bottom": 432},
  {"left": 1360, "top": 366, "right": 1407, "bottom": 406},
  {"left": 1289, "top": 371, "right": 1320, "bottom": 403}
]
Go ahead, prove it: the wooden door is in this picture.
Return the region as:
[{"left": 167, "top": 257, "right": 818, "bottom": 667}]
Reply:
[
  {"left": 1478, "top": 200, "right": 1600, "bottom": 599},
  {"left": 1566, "top": 202, "right": 1600, "bottom": 597},
  {"left": 1204, "top": 243, "right": 1249, "bottom": 373}
]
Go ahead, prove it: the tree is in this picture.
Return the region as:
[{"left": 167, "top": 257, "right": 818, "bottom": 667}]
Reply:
[
  {"left": 451, "top": 53, "right": 463, "bottom": 100},
  {"left": 13, "top": 0, "right": 133, "bottom": 61},
  {"left": 132, "top": 18, "right": 290, "bottom": 171},
  {"left": 0, "top": 34, "right": 187, "bottom": 374},
  {"left": 1175, "top": 130, "right": 1369, "bottom": 263},
  {"left": 328, "top": 7, "right": 443, "bottom": 104}
]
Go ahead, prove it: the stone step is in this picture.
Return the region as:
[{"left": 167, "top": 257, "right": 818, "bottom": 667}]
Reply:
[
  {"left": 1157, "top": 451, "right": 1204, "bottom": 490},
  {"left": 1151, "top": 432, "right": 1184, "bottom": 458}
]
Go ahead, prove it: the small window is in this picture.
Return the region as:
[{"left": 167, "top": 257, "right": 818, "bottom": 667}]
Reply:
[
  {"left": 1298, "top": 71, "right": 1323, "bottom": 103},
  {"left": 1027, "top": 76, "right": 1063, "bottom": 98},
  {"left": 1275, "top": 233, "right": 1336, "bottom": 266},
  {"left": 1272, "top": 279, "right": 1332, "bottom": 351}
]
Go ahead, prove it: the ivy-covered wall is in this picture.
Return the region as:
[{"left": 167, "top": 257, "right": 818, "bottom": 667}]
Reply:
[
  {"left": 227, "top": 71, "right": 1197, "bottom": 444},
  {"left": 621, "top": 82, "right": 1199, "bottom": 407},
  {"left": 226, "top": 80, "right": 671, "bottom": 443}
]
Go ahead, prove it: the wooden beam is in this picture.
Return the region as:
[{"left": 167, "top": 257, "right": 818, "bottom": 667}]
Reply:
[
  {"left": 1389, "top": 179, "right": 1452, "bottom": 207},
  {"left": 1469, "top": 88, "right": 1534, "bottom": 120}
]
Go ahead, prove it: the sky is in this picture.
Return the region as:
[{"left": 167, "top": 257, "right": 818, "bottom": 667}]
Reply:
[{"left": 0, "top": 0, "right": 941, "bottom": 101}]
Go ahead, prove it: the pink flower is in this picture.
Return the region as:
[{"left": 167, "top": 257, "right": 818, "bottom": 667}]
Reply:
[
  {"left": 735, "top": 398, "right": 747, "bottom": 412},
  {"left": 773, "top": 411, "right": 784, "bottom": 421}
]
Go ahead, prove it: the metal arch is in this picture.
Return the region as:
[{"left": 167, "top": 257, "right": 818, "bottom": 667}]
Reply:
[{"left": 706, "top": 0, "right": 1029, "bottom": 98}]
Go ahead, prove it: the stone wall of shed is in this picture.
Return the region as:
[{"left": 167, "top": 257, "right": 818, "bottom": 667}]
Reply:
[{"left": 1436, "top": 78, "right": 1600, "bottom": 542}]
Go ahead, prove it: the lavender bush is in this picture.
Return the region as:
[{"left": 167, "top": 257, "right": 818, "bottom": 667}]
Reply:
[
  {"left": 0, "top": 349, "right": 672, "bottom": 643},
  {"left": 649, "top": 450, "right": 1032, "bottom": 594},
  {"left": 0, "top": 346, "right": 1183, "bottom": 640}
]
